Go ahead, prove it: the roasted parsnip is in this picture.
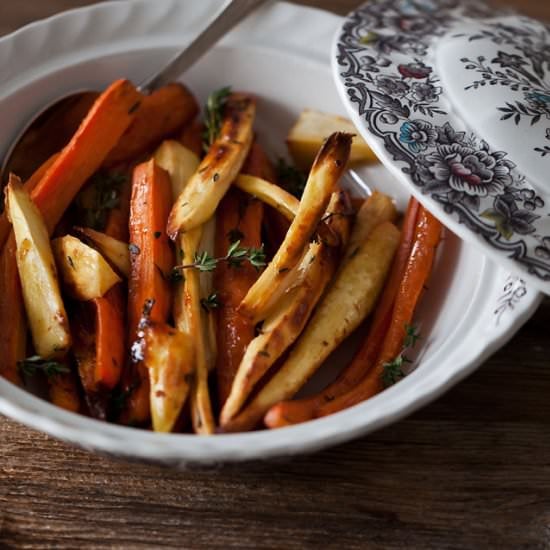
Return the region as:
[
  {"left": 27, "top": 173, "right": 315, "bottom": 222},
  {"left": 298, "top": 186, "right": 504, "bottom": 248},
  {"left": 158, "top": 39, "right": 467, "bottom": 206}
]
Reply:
[
  {"left": 238, "top": 132, "right": 352, "bottom": 323},
  {"left": 154, "top": 138, "right": 215, "bottom": 432},
  {"left": 154, "top": 140, "right": 200, "bottom": 199},
  {"left": 287, "top": 109, "right": 377, "bottom": 170},
  {"left": 234, "top": 174, "right": 299, "bottom": 222},
  {"left": 345, "top": 191, "right": 397, "bottom": 261},
  {"left": 220, "top": 242, "right": 327, "bottom": 424},
  {"left": 167, "top": 94, "right": 255, "bottom": 238},
  {"left": 6, "top": 175, "right": 70, "bottom": 359},
  {"left": 76, "top": 227, "right": 131, "bottom": 278},
  {"left": 235, "top": 174, "right": 339, "bottom": 248},
  {"left": 143, "top": 323, "right": 194, "bottom": 433},
  {"left": 52, "top": 235, "right": 122, "bottom": 301},
  {"left": 180, "top": 227, "right": 216, "bottom": 435}
]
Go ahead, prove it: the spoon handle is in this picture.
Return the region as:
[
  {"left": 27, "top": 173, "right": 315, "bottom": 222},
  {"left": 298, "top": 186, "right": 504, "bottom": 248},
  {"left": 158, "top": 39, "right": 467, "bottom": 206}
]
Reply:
[{"left": 138, "top": 0, "right": 268, "bottom": 94}]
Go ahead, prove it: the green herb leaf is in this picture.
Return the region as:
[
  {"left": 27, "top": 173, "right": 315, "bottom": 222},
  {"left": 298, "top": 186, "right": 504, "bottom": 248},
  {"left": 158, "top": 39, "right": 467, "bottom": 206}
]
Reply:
[
  {"left": 17, "top": 356, "right": 70, "bottom": 378},
  {"left": 77, "top": 171, "right": 127, "bottom": 231},
  {"left": 248, "top": 246, "right": 267, "bottom": 271},
  {"left": 202, "top": 86, "right": 232, "bottom": 152},
  {"left": 404, "top": 324, "right": 422, "bottom": 349},
  {"left": 201, "top": 293, "right": 221, "bottom": 312},
  {"left": 276, "top": 158, "right": 307, "bottom": 199},
  {"left": 381, "top": 324, "right": 422, "bottom": 388},
  {"left": 225, "top": 240, "right": 266, "bottom": 270},
  {"left": 172, "top": 242, "right": 267, "bottom": 275},
  {"left": 193, "top": 250, "right": 218, "bottom": 272},
  {"left": 382, "top": 355, "right": 406, "bottom": 388}
]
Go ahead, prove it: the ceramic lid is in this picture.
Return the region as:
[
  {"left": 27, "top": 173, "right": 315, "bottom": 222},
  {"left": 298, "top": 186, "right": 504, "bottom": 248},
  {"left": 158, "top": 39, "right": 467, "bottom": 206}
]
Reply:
[{"left": 333, "top": 0, "right": 550, "bottom": 294}]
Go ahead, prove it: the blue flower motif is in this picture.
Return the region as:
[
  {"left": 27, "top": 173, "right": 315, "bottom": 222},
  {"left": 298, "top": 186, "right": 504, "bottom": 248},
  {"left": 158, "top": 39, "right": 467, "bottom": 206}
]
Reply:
[
  {"left": 526, "top": 91, "right": 550, "bottom": 106},
  {"left": 399, "top": 120, "right": 437, "bottom": 153}
]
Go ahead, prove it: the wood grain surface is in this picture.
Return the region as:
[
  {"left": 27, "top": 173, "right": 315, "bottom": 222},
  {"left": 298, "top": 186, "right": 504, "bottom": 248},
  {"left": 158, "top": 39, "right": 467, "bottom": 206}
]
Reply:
[{"left": 1, "top": 1, "right": 550, "bottom": 549}]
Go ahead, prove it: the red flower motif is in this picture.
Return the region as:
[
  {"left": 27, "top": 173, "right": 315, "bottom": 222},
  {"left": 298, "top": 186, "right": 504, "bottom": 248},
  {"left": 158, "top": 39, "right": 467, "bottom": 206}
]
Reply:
[{"left": 398, "top": 62, "right": 433, "bottom": 79}]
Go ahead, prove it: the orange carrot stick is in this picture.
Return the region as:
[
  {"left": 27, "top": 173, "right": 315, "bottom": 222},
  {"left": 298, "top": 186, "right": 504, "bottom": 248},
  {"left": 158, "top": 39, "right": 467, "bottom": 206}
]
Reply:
[
  {"left": 104, "top": 83, "right": 199, "bottom": 166},
  {"left": 180, "top": 119, "right": 204, "bottom": 158},
  {"left": 214, "top": 142, "right": 268, "bottom": 406},
  {"left": 4, "top": 92, "right": 98, "bottom": 184},
  {"left": 124, "top": 159, "right": 174, "bottom": 424},
  {"left": 93, "top": 286, "right": 125, "bottom": 391},
  {"left": 103, "top": 166, "right": 132, "bottom": 242},
  {"left": 315, "top": 206, "right": 442, "bottom": 418},
  {"left": 30, "top": 79, "right": 141, "bottom": 235},
  {"left": 49, "top": 371, "right": 81, "bottom": 413},
  {"left": 265, "top": 197, "right": 421, "bottom": 428},
  {"left": 72, "top": 286, "right": 124, "bottom": 419},
  {"left": 0, "top": 234, "right": 25, "bottom": 385},
  {"left": 90, "top": 168, "right": 132, "bottom": 392}
]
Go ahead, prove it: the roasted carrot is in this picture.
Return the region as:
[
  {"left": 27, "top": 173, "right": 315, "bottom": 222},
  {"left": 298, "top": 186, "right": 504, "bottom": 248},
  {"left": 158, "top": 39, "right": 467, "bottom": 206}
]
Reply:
[
  {"left": 93, "top": 286, "right": 125, "bottom": 390},
  {"left": 315, "top": 206, "right": 442, "bottom": 418},
  {"left": 180, "top": 119, "right": 204, "bottom": 158},
  {"left": 242, "top": 141, "right": 278, "bottom": 182},
  {"left": 103, "top": 166, "right": 132, "bottom": 242},
  {"left": 265, "top": 197, "right": 421, "bottom": 428},
  {"left": 72, "top": 303, "right": 103, "bottom": 417},
  {"left": 92, "top": 167, "right": 132, "bottom": 391},
  {"left": 49, "top": 370, "right": 81, "bottom": 413},
  {"left": 124, "top": 160, "right": 174, "bottom": 424},
  {"left": 104, "top": 83, "right": 199, "bottom": 166},
  {"left": 0, "top": 234, "right": 25, "bottom": 385},
  {"left": 4, "top": 92, "right": 98, "bottom": 184},
  {"left": 71, "top": 287, "right": 124, "bottom": 419},
  {"left": 30, "top": 79, "right": 141, "bottom": 235},
  {"left": 214, "top": 142, "right": 268, "bottom": 407}
]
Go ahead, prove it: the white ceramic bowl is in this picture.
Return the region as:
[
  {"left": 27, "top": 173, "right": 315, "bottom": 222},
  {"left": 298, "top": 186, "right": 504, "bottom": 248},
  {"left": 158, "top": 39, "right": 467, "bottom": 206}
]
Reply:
[{"left": 0, "top": 0, "right": 541, "bottom": 467}]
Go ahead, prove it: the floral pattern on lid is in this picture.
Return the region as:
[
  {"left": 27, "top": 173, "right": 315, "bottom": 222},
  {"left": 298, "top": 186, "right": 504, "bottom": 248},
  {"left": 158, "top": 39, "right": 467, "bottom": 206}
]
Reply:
[{"left": 334, "top": 0, "right": 550, "bottom": 294}]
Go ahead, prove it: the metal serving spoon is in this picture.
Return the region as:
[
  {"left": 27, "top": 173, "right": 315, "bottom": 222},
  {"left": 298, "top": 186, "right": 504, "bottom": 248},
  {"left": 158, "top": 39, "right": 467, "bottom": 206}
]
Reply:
[{"left": 1, "top": 0, "right": 267, "bottom": 184}]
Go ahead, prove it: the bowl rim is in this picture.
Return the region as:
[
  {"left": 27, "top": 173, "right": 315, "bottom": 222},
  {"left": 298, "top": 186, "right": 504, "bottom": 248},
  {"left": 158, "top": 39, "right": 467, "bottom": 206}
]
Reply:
[{"left": 0, "top": 0, "right": 542, "bottom": 465}]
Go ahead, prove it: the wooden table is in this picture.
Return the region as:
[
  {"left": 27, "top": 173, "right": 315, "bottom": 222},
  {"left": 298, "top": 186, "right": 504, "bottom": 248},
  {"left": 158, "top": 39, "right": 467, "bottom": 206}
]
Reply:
[{"left": 1, "top": 1, "right": 550, "bottom": 548}]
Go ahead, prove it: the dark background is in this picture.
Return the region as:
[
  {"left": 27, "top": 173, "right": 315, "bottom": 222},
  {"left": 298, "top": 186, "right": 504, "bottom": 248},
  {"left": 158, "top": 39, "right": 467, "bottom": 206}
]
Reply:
[{"left": 1, "top": 1, "right": 550, "bottom": 548}]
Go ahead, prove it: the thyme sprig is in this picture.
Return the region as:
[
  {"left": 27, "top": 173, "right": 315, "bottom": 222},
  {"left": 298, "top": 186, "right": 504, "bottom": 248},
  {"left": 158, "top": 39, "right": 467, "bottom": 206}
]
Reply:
[
  {"left": 171, "top": 240, "right": 266, "bottom": 276},
  {"left": 77, "top": 171, "right": 127, "bottom": 231},
  {"left": 381, "top": 324, "right": 421, "bottom": 388},
  {"left": 17, "top": 356, "right": 70, "bottom": 378},
  {"left": 202, "top": 86, "right": 232, "bottom": 152}
]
